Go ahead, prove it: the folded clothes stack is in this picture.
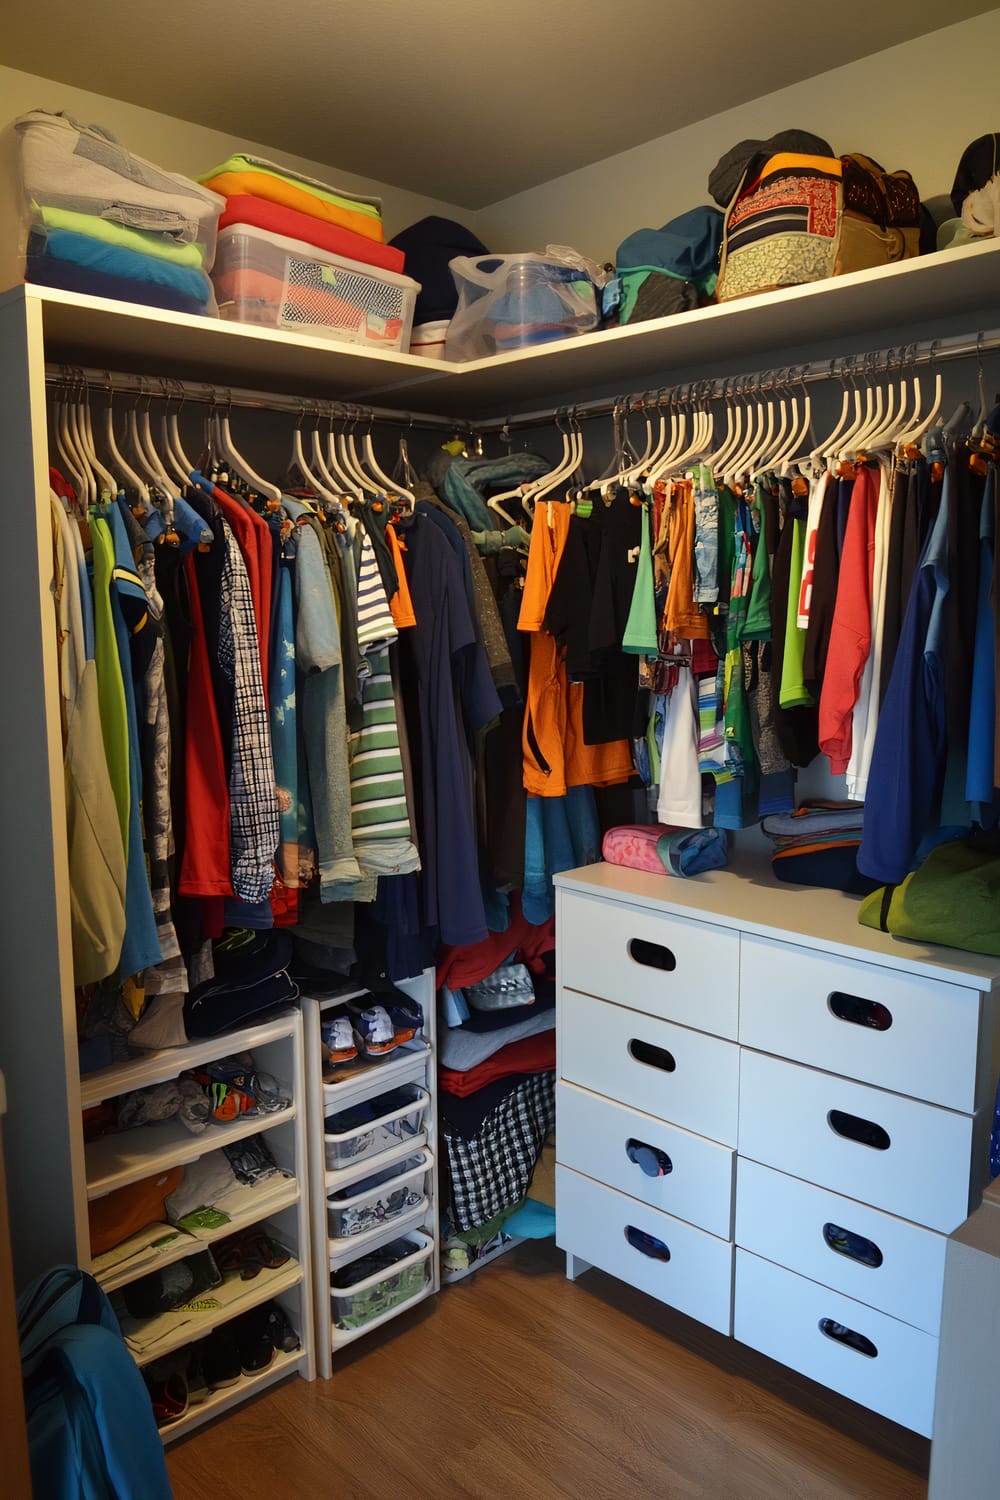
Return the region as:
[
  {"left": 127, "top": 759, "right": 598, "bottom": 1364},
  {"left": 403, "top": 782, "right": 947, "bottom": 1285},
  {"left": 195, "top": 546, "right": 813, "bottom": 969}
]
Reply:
[
  {"left": 15, "top": 110, "right": 224, "bottom": 315},
  {"left": 200, "top": 153, "right": 404, "bottom": 274},
  {"left": 761, "top": 801, "right": 879, "bottom": 894}
]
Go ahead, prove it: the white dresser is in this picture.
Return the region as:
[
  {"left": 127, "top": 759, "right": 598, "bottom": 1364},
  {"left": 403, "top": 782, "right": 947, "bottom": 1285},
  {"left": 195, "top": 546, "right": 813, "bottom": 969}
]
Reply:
[{"left": 553, "top": 861, "right": 1000, "bottom": 1436}]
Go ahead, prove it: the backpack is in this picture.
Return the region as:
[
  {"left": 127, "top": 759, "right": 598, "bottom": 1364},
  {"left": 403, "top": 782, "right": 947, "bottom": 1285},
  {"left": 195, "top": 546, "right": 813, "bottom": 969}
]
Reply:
[
  {"left": 18, "top": 1265, "right": 172, "bottom": 1500},
  {"left": 717, "top": 150, "right": 921, "bottom": 302}
]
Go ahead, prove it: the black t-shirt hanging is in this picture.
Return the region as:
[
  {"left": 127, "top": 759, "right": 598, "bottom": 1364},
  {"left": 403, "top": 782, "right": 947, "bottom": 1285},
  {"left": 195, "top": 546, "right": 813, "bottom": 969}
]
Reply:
[{"left": 586, "top": 488, "right": 643, "bottom": 745}]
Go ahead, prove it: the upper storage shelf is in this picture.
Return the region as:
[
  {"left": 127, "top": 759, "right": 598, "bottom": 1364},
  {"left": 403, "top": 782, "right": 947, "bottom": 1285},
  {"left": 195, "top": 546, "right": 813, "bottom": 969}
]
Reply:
[{"left": 10, "top": 235, "right": 1000, "bottom": 421}]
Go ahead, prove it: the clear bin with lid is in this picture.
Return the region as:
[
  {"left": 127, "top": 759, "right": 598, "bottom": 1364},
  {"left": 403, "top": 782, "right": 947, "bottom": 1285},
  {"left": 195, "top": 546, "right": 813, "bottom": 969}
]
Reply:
[
  {"left": 213, "top": 223, "right": 419, "bottom": 349},
  {"left": 323, "top": 1083, "right": 429, "bottom": 1171},
  {"left": 444, "top": 252, "right": 599, "bottom": 361}
]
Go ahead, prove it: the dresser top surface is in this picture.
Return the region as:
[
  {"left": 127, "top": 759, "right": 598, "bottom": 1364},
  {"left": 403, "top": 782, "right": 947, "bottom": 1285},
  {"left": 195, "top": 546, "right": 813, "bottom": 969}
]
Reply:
[{"left": 554, "top": 859, "right": 1000, "bottom": 990}]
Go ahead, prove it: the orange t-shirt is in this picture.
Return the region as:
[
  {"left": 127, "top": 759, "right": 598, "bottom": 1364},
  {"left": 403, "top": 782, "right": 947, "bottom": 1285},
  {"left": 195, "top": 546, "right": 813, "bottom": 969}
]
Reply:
[
  {"left": 663, "top": 478, "right": 710, "bottom": 640},
  {"left": 386, "top": 523, "right": 416, "bottom": 628},
  {"left": 518, "top": 502, "right": 634, "bottom": 796}
]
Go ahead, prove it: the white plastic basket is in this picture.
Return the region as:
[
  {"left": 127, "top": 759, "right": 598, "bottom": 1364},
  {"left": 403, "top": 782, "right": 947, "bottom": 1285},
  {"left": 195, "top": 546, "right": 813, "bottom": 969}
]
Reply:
[
  {"left": 327, "top": 1151, "right": 431, "bottom": 1246},
  {"left": 329, "top": 1231, "right": 433, "bottom": 1331},
  {"left": 323, "top": 1084, "right": 429, "bottom": 1171},
  {"left": 213, "top": 224, "right": 418, "bottom": 349}
]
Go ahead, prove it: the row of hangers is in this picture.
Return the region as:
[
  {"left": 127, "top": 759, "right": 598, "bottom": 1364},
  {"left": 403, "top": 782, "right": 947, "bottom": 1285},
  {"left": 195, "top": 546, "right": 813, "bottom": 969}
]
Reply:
[
  {"left": 486, "top": 350, "right": 966, "bottom": 529},
  {"left": 48, "top": 378, "right": 422, "bottom": 524}
]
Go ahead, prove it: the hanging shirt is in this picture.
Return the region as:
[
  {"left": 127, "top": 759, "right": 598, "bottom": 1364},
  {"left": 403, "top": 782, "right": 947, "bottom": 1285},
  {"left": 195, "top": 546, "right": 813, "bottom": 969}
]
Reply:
[
  {"left": 966, "top": 463, "right": 997, "bottom": 819},
  {"left": 818, "top": 463, "right": 880, "bottom": 772},
  {"left": 656, "top": 666, "right": 703, "bottom": 829},
  {"left": 846, "top": 461, "right": 892, "bottom": 799}
]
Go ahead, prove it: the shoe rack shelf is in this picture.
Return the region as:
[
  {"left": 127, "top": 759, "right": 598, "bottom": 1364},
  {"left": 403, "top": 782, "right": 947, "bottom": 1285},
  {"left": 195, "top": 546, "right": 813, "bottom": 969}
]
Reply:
[
  {"left": 77, "top": 1009, "right": 315, "bottom": 1441},
  {"left": 301, "top": 970, "right": 440, "bottom": 1379}
]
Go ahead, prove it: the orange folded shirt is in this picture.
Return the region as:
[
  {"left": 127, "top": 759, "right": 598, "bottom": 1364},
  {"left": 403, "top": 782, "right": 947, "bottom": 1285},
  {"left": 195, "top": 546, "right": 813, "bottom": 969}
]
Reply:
[{"left": 203, "top": 169, "right": 385, "bottom": 243}]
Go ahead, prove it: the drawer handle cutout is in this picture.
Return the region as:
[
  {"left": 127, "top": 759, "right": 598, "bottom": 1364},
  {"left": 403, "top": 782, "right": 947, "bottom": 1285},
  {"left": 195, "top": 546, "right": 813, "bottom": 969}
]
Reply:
[
  {"left": 819, "top": 1318, "right": 878, "bottom": 1359},
  {"left": 828, "top": 991, "right": 893, "bottom": 1031},
  {"left": 629, "top": 1039, "right": 676, "bottom": 1072},
  {"left": 628, "top": 938, "right": 677, "bottom": 973},
  {"left": 828, "top": 1109, "right": 891, "bottom": 1151},
  {"left": 625, "top": 1226, "right": 670, "bottom": 1261},
  {"left": 626, "top": 1139, "right": 673, "bottom": 1177},
  {"left": 823, "top": 1222, "right": 884, "bottom": 1269}
]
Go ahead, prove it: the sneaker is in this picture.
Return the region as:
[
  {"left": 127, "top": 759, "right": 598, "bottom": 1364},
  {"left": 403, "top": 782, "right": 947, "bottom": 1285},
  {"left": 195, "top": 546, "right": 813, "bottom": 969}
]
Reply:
[
  {"left": 143, "top": 1368, "right": 188, "bottom": 1427},
  {"left": 185, "top": 1343, "right": 209, "bottom": 1405},
  {"left": 262, "top": 1300, "right": 300, "bottom": 1354},
  {"left": 321, "top": 1014, "right": 359, "bottom": 1064},
  {"left": 231, "top": 1307, "right": 276, "bottom": 1375},
  {"left": 355, "top": 1005, "right": 398, "bottom": 1058},
  {"left": 386, "top": 996, "right": 424, "bottom": 1045}
]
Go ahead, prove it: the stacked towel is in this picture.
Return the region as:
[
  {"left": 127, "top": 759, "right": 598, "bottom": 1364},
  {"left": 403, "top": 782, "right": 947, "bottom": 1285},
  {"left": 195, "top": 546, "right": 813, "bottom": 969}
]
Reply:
[
  {"left": 16, "top": 111, "right": 223, "bottom": 315},
  {"left": 201, "top": 154, "right": 403, "bottom": 274}
]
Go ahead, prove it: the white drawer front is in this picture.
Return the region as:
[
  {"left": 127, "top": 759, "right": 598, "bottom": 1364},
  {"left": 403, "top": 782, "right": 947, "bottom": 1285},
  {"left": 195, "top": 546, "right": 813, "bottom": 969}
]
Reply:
[
  {"left": 736, "top": 1159, "right": 946, "bottom": 1334},
  {"left": 559, "top": 890, "right": 738, "bottom": 1038},
  {"left": 560, "top": 989, "right": 739, "bottom": 1146},
  {"left": 738, "top": 1049, "right": 975, "bottom": 1233},
  {"left": 556, "top": 1165, "right": 733, "bottom": 1334},
  {"left": 740, "top": 934, "right": 984, "bottom": 1112},
  {"left": 557, "top": 1081, "right": 735, "bottom": 1239},
  {"left": 735, "top": 1250, "right": 938, "bottom": 1435}
]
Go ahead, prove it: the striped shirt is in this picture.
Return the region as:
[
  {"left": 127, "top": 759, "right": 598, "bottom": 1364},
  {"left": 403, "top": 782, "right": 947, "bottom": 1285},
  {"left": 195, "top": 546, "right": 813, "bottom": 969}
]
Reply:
[
  {"left": 356, "top": 531, "right": 397, "bottom": 655},
  {"left": 349, "top": 650, "right": 413, "bottom": 841}
]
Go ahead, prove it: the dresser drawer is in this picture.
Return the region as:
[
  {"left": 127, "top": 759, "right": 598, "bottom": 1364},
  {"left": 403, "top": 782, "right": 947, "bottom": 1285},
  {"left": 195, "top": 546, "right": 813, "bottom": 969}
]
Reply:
[
  {"left": 556, "top": 1165, "right": 733, "bottom": 1333},
  {"left": 740, "top": 934, "right": 985, "bottom": 1112},
  {"left": 558, "top": 890, "right": 738, "bottom": 1038},
  {"left": 557, "top": 1081, "right": 735, "bottom": 1239},
  {"left": 735, "top": 1250, "right": 937, "bottom": 1435},
  {"left": 560, "top": 990, "right": 739, "bottom": 1146},
  {"left": 736, "top": 1158, "right": 946, "bottom": 1334},
  {"left": 738, "top": 1049, "right": 975, "bottom": 1233}
]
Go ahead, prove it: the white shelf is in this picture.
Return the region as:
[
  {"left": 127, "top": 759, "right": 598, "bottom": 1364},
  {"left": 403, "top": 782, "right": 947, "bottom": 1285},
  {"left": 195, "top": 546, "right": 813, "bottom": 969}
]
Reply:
[
  {"left": 160, "top": 1346, "right": 305, "bottom": 1445},
  {"left": 124, "top": 1258, "right": 304, "bottom": 1368},
  {"left": 329, "top": 1279, "right": 435, "bottom": 1350},
  {"left": 79, "top": 1011, "right": 300, "bottom": 1107},
  {"left": 95, "top": 1177, "right": 300, "bottom": 1294},
  {"left": 321, "top": 1040, "right": 431, "bottom": 1111},
  {"left": 85, "top": 1102, "right": 297, "bottom": 1200},
  {"left": 18, "top": 237, "right": 1000, "bottom": 420}
]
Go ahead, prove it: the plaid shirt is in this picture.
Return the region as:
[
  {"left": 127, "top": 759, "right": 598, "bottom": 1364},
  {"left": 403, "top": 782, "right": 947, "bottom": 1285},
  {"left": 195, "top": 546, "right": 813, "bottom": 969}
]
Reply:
[
  {"left": 443, "top": 1072, "right": 556, "bottom": 1232},
  {"left": 218, "top": 519, "right": 279, "bottom": 903}
]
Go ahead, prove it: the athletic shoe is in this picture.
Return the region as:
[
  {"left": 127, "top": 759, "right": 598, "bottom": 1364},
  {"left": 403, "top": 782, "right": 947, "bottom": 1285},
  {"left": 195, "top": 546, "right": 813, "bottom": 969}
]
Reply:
[
  {"left": 354, "top": 1005, "right": 398, "bottom": 1057},
  {"left": 231, "top": 1307, "right": 276, "bottom": 1375},
  {"left": 321, "top": 1014, "right": 360, "bottom": 1064},
  {"left": 386, "top": 996, "right": 424, "bottom": 1045},
  {"left": 263, "top": 1300, "right": 300, "bottom": 1354},
  {"left": 201, "top": 1326, "right": 241, "bottom": 1390},
  {"left": 143, "top": 1369, "right": 188, "bottom": 1427}
]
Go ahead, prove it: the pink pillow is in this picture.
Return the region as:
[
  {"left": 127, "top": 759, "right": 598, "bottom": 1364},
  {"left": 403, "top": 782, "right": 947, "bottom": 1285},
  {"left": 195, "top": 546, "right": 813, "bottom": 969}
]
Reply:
[{"left": 602, "top": 824, "right": 676, "bottom": 875}]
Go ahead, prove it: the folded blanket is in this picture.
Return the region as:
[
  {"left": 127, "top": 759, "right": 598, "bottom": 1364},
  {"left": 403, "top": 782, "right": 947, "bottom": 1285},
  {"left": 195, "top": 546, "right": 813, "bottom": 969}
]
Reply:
[
  {"left": 32, "top": 226, "right": 213, "bottom": 304},
  {"left": 37, "top": 202, "right": 207, "bottom": 267},
  {"left": 202, "top": 155, "right": 383, "bottom": 243},
  {"left": 26, "top": 252, "right": 212, "bottom": 317},
  {"left": 219, "top": 196, "right": 403, "bottom": 273},
  {"left": 439, "top": 1029, "right": 556, "bottom": 1097}
]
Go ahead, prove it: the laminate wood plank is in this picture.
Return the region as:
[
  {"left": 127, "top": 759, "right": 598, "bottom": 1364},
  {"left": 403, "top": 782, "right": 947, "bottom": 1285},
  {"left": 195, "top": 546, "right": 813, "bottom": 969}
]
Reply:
[{"left": 166, "top": 1241, "right": 928, "bottom": 1500}]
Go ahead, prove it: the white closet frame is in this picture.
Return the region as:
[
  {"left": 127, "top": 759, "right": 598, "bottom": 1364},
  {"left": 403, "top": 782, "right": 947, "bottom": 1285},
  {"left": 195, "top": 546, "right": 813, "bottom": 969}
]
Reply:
[{"left": 1, "top": 236, "right": 999, "bottom": 1421}]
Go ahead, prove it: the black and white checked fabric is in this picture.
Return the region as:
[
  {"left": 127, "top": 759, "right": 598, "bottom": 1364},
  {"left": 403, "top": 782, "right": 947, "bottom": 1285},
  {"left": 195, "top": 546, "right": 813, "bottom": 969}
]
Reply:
[
  {"left": 218, "top": 519, "right": 280, "bottom": 903},
  {"left": 443, "top": 1072, "right": 555, "bottom": 1232}
]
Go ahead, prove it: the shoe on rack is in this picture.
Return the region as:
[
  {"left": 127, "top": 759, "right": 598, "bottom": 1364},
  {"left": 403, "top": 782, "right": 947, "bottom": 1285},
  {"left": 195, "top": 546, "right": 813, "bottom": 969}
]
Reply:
[
  {"left": 262, "top": 1299, "right": 300, "bottom": 1354},
  {"left": 353, "top": 1004, "right": 398, "bottom": 1058},
  {"left": 321, "top": 1013, "right": 360, "bottom": 1064},
  {"left": 386, "top": 995, "right": 423, "bottom": 1046},
  {"left": 202, "top": 1326, "right": 241, "bottom": 1390},
  {"left": 143, "top": 1368, "right": 189, "bottom": 1427},
  {"left": 230, "top": 1307, "right": 277, "bottom": 1375},
  {"left": 185, "top": 1343, "right": 210, "bottom": 1405}
]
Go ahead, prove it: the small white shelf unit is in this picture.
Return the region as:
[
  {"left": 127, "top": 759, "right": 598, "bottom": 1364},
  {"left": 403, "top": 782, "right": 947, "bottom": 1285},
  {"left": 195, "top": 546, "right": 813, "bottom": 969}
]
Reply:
[{"left": 301, "top": 970, "right": 439, "bottom": 1378}]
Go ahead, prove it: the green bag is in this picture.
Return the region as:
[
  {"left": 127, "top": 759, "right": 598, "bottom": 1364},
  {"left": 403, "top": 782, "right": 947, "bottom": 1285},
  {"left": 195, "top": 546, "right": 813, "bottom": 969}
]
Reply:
[{"left": 859, "top": 839, "right": 1000, "bottom": 956}]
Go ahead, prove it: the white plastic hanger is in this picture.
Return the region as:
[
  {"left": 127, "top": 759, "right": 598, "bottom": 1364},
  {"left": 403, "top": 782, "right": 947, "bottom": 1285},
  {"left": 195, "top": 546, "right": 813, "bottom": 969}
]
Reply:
[
  {"left": 214, "top": 402, "right": 283, "bottom": 503},
  {"left": 288, "top": 411, "right": 337, "bottom": 504},
  {"left": 337, "top": 410, "right": 379, "bottom": 498},
  {"left": 76, "top": 382, "right": 117, "bottom": 498},
  {"left": 647, "top": 398, "right": 689, "bottom": 485},
  {"left": 52, "top": 392, "right": 88, "bottom": 505},
  {"left": 159, "top": 389, "right": 193, "bottom": 491},
  {"left": 103, "top": 387, "right": 149, "bottom": 504},
  {"left": 809, "top": 362, "right": 853, "bottom": 464},
  {"left": 167, "top": 382, "right": 197, "bottom": 481}
]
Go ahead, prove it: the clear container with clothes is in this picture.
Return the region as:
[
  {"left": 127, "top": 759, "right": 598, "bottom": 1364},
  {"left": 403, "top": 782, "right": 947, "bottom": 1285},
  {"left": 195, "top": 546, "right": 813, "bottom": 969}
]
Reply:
[{"left": 444, "top": 251, "right": 600, "bottom": 360}]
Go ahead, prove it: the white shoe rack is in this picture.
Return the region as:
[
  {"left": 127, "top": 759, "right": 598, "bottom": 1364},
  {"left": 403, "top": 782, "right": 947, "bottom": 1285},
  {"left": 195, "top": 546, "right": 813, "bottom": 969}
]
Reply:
[
  {"left": 301, "top": 970, "right": 439, "bottom": 1378},
  {"left": 81, "top": 1008, "right": 315, "bottom": 1442}
]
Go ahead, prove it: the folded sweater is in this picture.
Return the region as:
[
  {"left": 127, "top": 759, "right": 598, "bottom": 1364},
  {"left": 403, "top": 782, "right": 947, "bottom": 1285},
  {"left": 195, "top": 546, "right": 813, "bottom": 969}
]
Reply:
[
  {"left": 201, "top": 155, "right": 383, "bottom": 243},
  {"left": 32, "top": 226, "right": 213, "bottom": 304}
]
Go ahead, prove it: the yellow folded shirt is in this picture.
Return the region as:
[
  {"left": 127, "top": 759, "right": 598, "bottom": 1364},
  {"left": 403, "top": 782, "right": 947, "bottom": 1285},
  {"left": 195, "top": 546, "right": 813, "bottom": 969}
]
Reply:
[{"left": 202, "top": 171, "right": 384, "bottom": 244}]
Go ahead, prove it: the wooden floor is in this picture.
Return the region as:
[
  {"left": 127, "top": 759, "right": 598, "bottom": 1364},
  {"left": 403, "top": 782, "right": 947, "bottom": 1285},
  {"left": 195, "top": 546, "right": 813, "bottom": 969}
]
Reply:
[{"left": 167, "top": 1240, "right": 929, "bottom": 1500}]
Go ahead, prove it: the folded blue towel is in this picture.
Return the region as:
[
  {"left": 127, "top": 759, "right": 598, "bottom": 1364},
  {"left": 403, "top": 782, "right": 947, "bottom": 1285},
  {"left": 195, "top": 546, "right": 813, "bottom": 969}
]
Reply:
[{"left": 31, "top": 226, "right": 212, "bottom": 304}]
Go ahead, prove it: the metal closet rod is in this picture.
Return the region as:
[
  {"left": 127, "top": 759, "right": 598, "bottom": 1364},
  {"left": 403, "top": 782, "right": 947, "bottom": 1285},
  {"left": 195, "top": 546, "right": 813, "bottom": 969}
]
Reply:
[
  {"left": 45, "top": 322, "right": 1000, "bottom": 439},
  {"left": 43, "top": 364, "right": 470, "bottom": 435}
]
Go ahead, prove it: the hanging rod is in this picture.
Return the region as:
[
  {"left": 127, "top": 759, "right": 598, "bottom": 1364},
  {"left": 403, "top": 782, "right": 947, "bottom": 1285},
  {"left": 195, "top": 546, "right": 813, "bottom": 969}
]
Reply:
[
  {"left": 43, "top": 363, "right": 469, "bottom": 435},
  {"left": 45, "top": 320, "right": 1000, "bottom": 440},
  {"left": 476, "top": 323, "right": 1000, "bottom": 434}
]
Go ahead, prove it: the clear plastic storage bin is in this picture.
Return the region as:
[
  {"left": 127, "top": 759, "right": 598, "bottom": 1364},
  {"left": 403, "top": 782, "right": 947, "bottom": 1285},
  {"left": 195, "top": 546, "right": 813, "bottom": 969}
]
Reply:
[
  {"left": 323, "top": 1084, "right": 429, "bottom": 1171},
  {"left": 327, "top": 1151, "right": 431, "bottom": 1244},
  {"left": 445, "top": 252, "right": 599, "bottom": 360},
  {"left": 213, "top": 224, "right": 419, "bottom": 349},
  {"left": 330, "top": 1231, "right": 433, "bottom": 1331}
]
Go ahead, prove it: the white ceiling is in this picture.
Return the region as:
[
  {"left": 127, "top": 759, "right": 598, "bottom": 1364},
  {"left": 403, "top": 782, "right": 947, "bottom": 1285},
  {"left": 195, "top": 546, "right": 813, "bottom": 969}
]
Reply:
[{"left": 2, "top": 1, "right": 996, "bottom": 207}]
